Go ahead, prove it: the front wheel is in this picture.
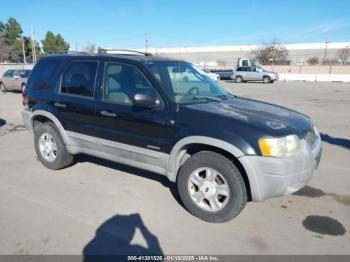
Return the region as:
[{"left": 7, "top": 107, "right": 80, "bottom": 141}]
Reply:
[
  {"left": 263, "top": 76, "right": 271, "bottom": 84},
  {"left": 177, "top": 151, "right": 247, "bottom": 223}
]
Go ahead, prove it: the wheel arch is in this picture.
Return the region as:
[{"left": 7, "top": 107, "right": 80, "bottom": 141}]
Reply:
[
  {"left": 30, "top": 110, "right": 69, "bottom": 144},
  {"left": 168, "top": 136, "right": 252, "bottom": 201}
]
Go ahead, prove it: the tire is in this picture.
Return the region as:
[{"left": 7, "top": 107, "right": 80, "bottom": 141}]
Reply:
[
  {"left": 34, "top": 122, "right": 73, "bottom": 170},
  {"left": 263, "top": 76, "right": 271, "bottom": 84},
  {"left": 0, "top": 83, "right": 7, "bottom": 93},
  {"left": 177, "top": 151, "right": 247, "bottom": 223},
  {"left": 235, "top": 76, "right": 243, "bottom": 83}
]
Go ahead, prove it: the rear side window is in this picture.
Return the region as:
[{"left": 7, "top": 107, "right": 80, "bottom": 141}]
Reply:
[
  {"left": 61, "top": 61, "right": 98, "bottom": 98},
  {"left": 28, "top": 59, "right": 62, "bottom": 89}
]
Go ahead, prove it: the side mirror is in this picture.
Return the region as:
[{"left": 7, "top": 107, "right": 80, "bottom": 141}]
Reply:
[
  {"left": 13, "top": 75, "right": 19, "bottom": 79},
  {"left": 133, "top": 93, "right": 159, "bottom": 108}
]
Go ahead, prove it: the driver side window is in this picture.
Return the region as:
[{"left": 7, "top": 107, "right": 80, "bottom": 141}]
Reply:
[{"left": 102, "top": 62, "right": 155, "bottom": 106}]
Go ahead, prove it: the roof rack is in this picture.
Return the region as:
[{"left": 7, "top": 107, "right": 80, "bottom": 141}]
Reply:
[{"left": 97, "top": 48, "right": 152, "bottom": 56}]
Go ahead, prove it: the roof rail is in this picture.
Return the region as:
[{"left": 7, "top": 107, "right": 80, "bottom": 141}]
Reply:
[
  {"left": 97, "top": 48, "right": 152, "bottom": 56},
  {"left": 44, "top": 51, "right": 90, "bottom": 56}
]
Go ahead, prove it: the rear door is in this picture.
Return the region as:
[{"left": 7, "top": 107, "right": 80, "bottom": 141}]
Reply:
[
  {"left": 12, "top": 70, "right": 22, "bottom": 90},
  {"left": 51, "top": 60, "right": 99, "bottom": 137}
]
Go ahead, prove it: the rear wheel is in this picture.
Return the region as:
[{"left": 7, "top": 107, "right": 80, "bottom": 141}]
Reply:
[
  {"left": 0, "top": 83, "right": 7, "bottom": 93},
  {"left": 34, "top": 122, "right": 73, "bottom": 170},
  {"left": 235, "top": 76, "right": 243, "bottom": 83},
  {"left": 177, "top": 151, "right": 247, "bottom": 223},
  {"left": 263, "top": 76, "right": 271, "bottom": 84}
]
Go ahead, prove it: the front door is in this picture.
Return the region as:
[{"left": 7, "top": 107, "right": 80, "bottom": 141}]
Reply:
[{"left": 94, "top": 61, "right": 174, "bottom": 155}]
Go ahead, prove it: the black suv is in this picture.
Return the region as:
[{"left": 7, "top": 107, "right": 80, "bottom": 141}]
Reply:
[{"left": 22, "top": 50, "right": 322, "bottom": 223}]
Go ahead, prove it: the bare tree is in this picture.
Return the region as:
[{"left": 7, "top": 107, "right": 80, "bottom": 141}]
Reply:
[
  {"left": 306, "top": 56, "right": 319, "bottom": 65},
  {"left": 251, "top": 40, "right": 289, "bottom": 65},
  {"left": 0, "top": 37, "right": 19, "bottom": 62},
  {"left": 323, "top": 58, "right": 339, "bottom": 65},
  {"left": 337, "top": 47, "right": 350, "bottom": 65},
  {"left": 83, "top": 43, "right": 96, "bottom": 54}
]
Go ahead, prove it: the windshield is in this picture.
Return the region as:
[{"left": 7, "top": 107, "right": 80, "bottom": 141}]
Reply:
[
  {"left": 256, "top": 66, "right": 265, "bottom": 72},
  {"left": 18, "top": 70, "right": 31, "bottom": 78},
  {"left": 145, "top": 61, "right": 228, "bottom": 104}
]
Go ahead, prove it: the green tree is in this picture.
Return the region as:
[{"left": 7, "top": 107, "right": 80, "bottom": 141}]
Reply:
[
  {"left": 14, "top": 36, "right": 42, "bottom": 63},
  {"left": 55, "top": 34, "right": 70, "bottom": 51},
  {"left": 0, "top": 18, "right": 24, "bottom": 62},
  {"left": 0, "top": 22, "right": 5, "bottom": 34},
  {"left": 42, "top": 31, "right": 70, "bottom": 53},
  {"left": 4, "top": 17, "right": 23, "bottom": 42}
]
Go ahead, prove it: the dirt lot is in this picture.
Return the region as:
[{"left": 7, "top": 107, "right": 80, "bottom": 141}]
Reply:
[{"left": 0, "top": 81, "right": 349, "bottom": 255}]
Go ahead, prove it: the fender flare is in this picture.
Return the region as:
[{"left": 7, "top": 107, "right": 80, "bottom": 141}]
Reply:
[
  {"left": 167, "top": 136, "right": 245, "bottom": 182},
  {"left": 29, "top": 110, "right": 69, "bottom": 144}
]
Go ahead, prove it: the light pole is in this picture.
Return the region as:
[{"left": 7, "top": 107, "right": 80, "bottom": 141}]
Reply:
[
  {"left": 144, "top": 33, "right": 149, "bottom": 53},
  {"left": 21, "top": 35, "right": 26, "bottom": 64},
  {"left": 323, "top": 41, "right": 331, "bottom": 64}
]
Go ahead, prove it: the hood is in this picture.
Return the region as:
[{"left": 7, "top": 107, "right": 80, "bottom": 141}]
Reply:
[{"left": 184, "top": 96, "right": 310, "bottom": 137}]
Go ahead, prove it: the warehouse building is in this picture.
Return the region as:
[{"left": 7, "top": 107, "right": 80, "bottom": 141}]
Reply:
[{"left": 146, "top": 42, "right": 350, "bottom": 68}]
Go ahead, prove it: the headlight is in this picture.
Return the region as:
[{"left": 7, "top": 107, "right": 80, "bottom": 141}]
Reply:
[{"left": 259, "top": 135, "right": 301, "bottom": 157}]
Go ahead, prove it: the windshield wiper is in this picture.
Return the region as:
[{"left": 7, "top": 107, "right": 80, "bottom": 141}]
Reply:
[
  {"left": 192, "top": 96, "right": 222, "bottom": 102},
  {"left": 217, "top": 93, "right": 237, "bottom": 99}
]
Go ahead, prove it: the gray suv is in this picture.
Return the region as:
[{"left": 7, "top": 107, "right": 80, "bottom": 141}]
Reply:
[
  {"left": 0, "top": 69, "right": 31, "bottom": 92},
  {"left": 232, "top": 66, "right": 278, "bottom": 84}
]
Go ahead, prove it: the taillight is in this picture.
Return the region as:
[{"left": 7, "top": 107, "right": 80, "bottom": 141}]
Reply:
[{"left": 22, "top": 89, "right": 28, "bottom": 108}]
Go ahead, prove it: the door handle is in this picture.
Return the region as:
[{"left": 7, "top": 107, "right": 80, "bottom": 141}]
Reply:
[
  {"left": 54, "top": 102, "right": 66, "bottom": 108},
  {"left": 100, "top": 110, "right": 117, "bottom": 117}
]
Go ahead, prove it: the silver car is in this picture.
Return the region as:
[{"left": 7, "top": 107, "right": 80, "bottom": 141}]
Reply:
[
  {"left": 231, "top": 66, "right": 278, "bottom": 84},
  {"left": 0, "top": 69, "right": 31, "bottom": 92}
]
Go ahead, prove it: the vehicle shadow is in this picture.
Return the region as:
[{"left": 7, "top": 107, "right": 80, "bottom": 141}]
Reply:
[
  {"left": 74, "top": 154, "right": 183, "bottom": 207},
  {"left": 0, "top": 119, "right": 6, "bottom": 127},
  {"left": 320, "top": 133, "right": 350, "bottom": 150},
  {"left": 83, "top": 213, "right": 163, "bottom": 260}
]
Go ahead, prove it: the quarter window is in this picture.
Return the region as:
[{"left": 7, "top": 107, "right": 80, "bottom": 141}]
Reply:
[
  {"left": 61, "top": 61, "right": 98, "bottom": 97},
  {"left": 102, "top": 62, "right": 155, "bottom": 106}
]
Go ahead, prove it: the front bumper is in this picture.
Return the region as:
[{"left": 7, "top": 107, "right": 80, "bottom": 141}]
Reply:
[
  {"left": 270, "top": 74, "right": 279, "bottom": 81},
  {"left": 239, "top": 128, "right": 322, "bottom": 202}
]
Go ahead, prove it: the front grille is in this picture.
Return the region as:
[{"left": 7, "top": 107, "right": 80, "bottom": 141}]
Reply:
[{"left": 304, "top": 127, "right": 317, "bottom": 147}]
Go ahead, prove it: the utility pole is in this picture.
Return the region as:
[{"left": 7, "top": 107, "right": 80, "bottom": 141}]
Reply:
[
  {"left": 323, "top": 40, "right": 331, "bottom": 64},
  {"left": 31, "top": 27, "right": 37, "bottom": 63},
  {"left": 21, "top": 35, "right": 26, "bottom": 64},
  {"left": 144, "top": 33, "right": 149, "bottom": 53}
]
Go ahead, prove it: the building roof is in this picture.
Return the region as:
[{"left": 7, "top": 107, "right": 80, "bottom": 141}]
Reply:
[{"left": 144, "top": 42, "right": 350, "bottom": 54}]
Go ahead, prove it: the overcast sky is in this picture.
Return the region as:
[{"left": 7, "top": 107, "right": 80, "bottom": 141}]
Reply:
[{"left": 1, "top": 0, "right": 350, "bottom": 50}]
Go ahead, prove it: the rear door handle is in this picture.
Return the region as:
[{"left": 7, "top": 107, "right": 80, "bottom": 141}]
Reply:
[
  {"left": 54, "top": 102, "right": 66, "bottom": 108},
  {"left": 100, "top": 110, "right": 117, "bottom": 117}
]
